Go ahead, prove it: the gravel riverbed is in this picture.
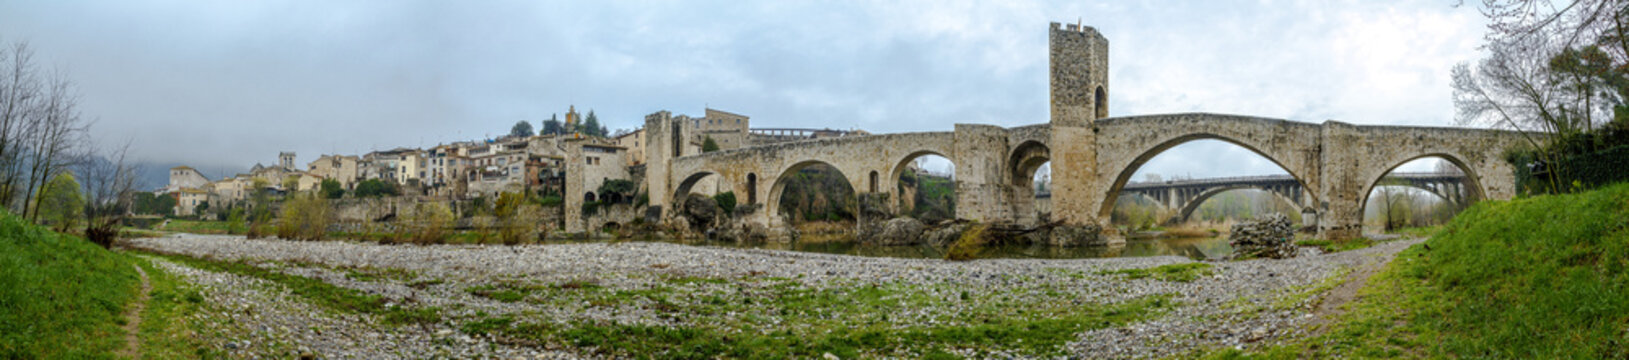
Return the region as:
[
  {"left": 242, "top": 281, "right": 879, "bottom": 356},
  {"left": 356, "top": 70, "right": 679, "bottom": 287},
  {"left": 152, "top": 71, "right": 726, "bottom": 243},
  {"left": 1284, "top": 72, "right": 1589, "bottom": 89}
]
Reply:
[{"left": 128, "top": 234, "right": 1419, "bottom": 359}]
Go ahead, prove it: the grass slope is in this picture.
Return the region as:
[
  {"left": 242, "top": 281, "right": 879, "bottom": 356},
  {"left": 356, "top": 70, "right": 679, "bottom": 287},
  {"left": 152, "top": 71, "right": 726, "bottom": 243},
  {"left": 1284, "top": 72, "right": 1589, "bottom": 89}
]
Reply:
[
  {"left": 1210, "top": 182, "right": 1629, "bottom": 358},
  {"left": 0, "top": 211, "right": 140, "bottom": 358}
]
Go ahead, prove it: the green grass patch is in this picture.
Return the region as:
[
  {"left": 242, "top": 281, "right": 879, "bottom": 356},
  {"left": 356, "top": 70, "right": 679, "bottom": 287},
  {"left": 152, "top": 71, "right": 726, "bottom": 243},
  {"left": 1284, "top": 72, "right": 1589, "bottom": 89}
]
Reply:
[
  {"left": 144, "top": 251, "right": 441, "bottom": 326},
  {"left": 1392, "top": 225, "right": 1443, "bottom": 239},
  {"left": 161, "top": 219, "right": 232, "bottom": 234},
  {"left": 119, "top": 227, "right": 166, "bottom": 239},
  {"left": 467, "top": 276, "right": 1175, "bottom": 358},
  {"left": 1099, "top": 263, "right": 1214, "bottom": 282},
  {"left": 133, "top": 257, "right": 224, "bottom": 359},
  {"left": 0, "top": 210, "right": 141, "bottom": 358},
  {"left": 344, "top": 266, "right": 418, "bottom": 282},
  {"left": 1212, "top": 182, "right": 1629, "bottom": 358},
  {"left": 1293, "top": 237, "right": 1375, "bottom": 253}
]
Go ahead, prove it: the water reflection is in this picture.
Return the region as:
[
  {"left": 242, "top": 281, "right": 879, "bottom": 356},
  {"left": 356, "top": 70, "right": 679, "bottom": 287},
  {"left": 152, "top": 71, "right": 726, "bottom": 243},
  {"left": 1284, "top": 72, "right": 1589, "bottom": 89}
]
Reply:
[{"left": 552, "top": 235, "right": 1232, "bottom": 260}]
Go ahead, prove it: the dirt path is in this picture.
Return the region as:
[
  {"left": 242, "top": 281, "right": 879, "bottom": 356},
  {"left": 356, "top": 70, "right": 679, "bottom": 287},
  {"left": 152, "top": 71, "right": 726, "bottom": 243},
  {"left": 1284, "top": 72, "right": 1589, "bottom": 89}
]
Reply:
[
  {"left": 120, "top": 263, "right": 152, "bottom": 359},
  {"left": 1310, "top": 239, "right": 1419, "bottom": 326}
]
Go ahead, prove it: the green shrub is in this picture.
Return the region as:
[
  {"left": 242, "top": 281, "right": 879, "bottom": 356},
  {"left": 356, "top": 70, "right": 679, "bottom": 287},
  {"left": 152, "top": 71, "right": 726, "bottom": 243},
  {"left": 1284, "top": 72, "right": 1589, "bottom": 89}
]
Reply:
[
  {"left": 276, "top": 194, "right": 332, "bottom": 241},
  {"left": 713, "top": 191, "right": 736, "bottom": 214},
  {"left": 401, "top": 202, "right": 453, "bottom": 245}
]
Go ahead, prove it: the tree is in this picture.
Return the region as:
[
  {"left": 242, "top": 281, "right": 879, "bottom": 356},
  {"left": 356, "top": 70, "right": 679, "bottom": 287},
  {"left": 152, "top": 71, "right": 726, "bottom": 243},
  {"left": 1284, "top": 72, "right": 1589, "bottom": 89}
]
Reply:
[
  {"left": 541, "top": 114, "right": 564, "bottom": 136},
  {"left": 35, "top": 172, "right": 81, "bottom": 231},
  {"left": 1453, "top": 0, "right": 1629, "bottom": 192},
  {"left": 131, "top": 191, "right": 175, "bottom": 216},
  {"left": 582, "top": 110, "right": 607, "bottom": 137},
  {"left": 354, "top": 178, "right": 399, "bottom": 197},
  {"left": 510, "top": 120, "right": 534, "bottom": 138},
  {"left": 702, "top": 136, "right": 720, "bottom": 152},
  {"left": 75, "top": 142, "right": 138, "bottom": 247},
  {"left": 320, "top": 178, "right": 344, "bottom": 199},
  {"left": 1, "top": 41, "right": 89, "bottom": 221}
]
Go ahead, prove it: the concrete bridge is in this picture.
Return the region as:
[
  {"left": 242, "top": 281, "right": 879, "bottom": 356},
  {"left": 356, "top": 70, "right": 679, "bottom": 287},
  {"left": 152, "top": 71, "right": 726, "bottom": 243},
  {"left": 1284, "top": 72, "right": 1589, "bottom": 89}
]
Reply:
[
  {"left": 640, "top": 23, "right": 1528, "bottom": 242},
  {"left": 1117, "top": 172, "right": 1469, "bottom": 225}
]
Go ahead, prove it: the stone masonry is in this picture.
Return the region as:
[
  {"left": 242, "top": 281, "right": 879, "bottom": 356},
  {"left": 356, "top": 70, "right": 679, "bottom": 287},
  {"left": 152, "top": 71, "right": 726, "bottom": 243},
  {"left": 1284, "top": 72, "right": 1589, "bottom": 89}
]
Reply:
[{"left": 640, "top": 22, "right": 1530, "bottom": 241}]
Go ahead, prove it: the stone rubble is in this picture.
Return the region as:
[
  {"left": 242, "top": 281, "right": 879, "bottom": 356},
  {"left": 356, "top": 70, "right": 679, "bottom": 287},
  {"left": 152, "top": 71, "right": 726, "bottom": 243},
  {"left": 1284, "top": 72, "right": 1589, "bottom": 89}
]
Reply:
[{"left": 1228, "top": 213, "right": 1298, "bottom": 259}]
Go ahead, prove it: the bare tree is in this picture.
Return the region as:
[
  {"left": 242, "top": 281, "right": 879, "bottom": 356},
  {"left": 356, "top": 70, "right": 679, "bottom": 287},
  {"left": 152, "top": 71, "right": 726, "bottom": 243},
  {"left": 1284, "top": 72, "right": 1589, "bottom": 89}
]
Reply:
[
  {"left": 77, "top": 141, "right": 138, "bottom": 247},
  {"left": 1453, "top": 0, "right": 1628, "bottom": 192},
  {"left": 0, "top": 40, "right": 88, "bottom": 218}
]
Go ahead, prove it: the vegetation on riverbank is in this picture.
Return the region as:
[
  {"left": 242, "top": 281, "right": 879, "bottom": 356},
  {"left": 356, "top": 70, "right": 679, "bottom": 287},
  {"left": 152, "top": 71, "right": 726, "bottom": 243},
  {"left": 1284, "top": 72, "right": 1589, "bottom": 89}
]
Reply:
[
  {"left": 1210, "top": 182, "right": 1629, "bottom": 358},
  {"left": 143, "top": 251, "right": 442, "bottom": 326},
  {"left": 0, "top": 211, "right": 140, "bottom": 358},
  {"left": 457, "top": 273, "right": 1175, "bottom": 359},
  {"left": 1098, "top": 263, "right": 1214, "bottom": 283}
]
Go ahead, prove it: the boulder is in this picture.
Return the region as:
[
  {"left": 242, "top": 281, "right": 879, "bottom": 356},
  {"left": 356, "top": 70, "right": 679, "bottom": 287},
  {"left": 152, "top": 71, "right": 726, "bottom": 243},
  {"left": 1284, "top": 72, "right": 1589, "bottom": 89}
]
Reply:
[
  {"left": 1228, "top": 213, "right": 1296, "bottom": 259},
  {"left": 923, "top": 222, "right": 975, "bottom": 247},
  {"left": 682, "top": 194, "right": 721, "bottom": 231},
  {"left": 1048, "top": 224, "right": 1105, "bottom": 247},
  {"left": 860, "top": 217, "right": 926, "bottom": 246}
]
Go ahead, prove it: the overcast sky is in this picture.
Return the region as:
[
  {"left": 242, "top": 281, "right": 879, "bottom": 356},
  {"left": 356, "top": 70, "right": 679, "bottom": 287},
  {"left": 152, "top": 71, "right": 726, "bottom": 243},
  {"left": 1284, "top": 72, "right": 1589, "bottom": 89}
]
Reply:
[{"left": 0, "top": 0, "right": 1484, "bottom": 178}]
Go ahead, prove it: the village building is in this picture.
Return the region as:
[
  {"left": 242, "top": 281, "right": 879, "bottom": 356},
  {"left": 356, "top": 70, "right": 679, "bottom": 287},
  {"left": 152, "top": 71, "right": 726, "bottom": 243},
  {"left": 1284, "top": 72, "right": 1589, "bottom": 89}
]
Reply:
[
  {"left": 307, "top": 154, "right": 361, "bottom": 190},
  {"left": 160, "top": 166, "right": 210, "bottom": 194},
  {"left": 614, "top": 129, "right": 646, "bottom": 165}
]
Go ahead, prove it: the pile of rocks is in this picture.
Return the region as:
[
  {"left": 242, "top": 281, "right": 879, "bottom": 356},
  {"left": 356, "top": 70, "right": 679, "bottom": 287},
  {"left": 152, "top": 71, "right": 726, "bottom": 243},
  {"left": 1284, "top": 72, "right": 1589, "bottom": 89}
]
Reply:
[{"left": 1228, "top": 213, "right": 1296, "bottom": 259}]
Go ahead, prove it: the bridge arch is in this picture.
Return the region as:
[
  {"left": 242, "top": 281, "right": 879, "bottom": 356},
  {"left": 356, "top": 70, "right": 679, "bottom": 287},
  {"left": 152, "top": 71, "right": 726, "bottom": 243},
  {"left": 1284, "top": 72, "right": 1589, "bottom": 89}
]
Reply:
[
  {"left": 1358, "top": 153, "right": 1485, "bottom": 217},
  {"left": 673, "top": 170, "right": 722, "bottom": 203},
  {"left": 1098, "top": 133, "right": 1318, "bottom": 219},
  {"left": 1009, "top": 140, "right": 1052, "bottom": 225},
  {"left": 1173, "top": 186, "right": 1301, "bottom": 223},
  {"left": 767, "top": 160, "right": 857, "bottom": 227}
]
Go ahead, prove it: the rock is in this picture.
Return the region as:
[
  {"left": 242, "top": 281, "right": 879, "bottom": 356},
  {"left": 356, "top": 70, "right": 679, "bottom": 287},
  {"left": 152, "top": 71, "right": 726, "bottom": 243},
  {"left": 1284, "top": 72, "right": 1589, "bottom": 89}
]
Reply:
[
  {"left": 860, "top": 217, "right": 925, "bottom": 246},
  {"left": 682, "top": 194, "right": 721, "bottom": 231},
  {"left": 922, "top": 223, "right": 974, "bottom": 247},
  {"left": 1049, "top": 224, "right": 1104, "bottom": 247},
  {"left": 822, "top": 352, "right": 841, "bottom": 360},
  {"left": 715, "top": 222, "right": 770, "bottom": 243},
  {"left": 1227, "top": 213, "right": 1296, "bottom": 259}
]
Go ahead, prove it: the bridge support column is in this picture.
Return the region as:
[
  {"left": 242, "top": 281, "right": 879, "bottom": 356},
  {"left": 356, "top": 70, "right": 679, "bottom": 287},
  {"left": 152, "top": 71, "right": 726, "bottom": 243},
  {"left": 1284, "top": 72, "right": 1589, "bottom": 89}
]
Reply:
[
  {"left": 1048, "top": 123, "right": 1110, "bottom": 246},
  {"left": 952, "top": 124, "right": 1013, "bottom": 222},
  {"left": 1317, "top": 122, "right": 1365, "bottom": 240}
]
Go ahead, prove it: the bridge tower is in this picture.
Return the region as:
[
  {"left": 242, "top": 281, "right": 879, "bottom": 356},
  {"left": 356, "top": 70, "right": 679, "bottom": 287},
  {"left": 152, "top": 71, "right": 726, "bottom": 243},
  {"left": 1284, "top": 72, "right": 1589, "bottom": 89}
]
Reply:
[
  {"left": 1049, "top": 21, "right": 1108, "bottom": 126},
  {"left": 1047, "top": 21, "right": 1113, "bottom": 244}
]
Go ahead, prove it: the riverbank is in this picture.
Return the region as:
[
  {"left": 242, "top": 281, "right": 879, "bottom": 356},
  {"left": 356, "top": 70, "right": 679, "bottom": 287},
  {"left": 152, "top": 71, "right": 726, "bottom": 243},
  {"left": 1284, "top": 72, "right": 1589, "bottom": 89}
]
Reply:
[{"left": 125, "top": 232, "right": 1411, "bottom": 358}]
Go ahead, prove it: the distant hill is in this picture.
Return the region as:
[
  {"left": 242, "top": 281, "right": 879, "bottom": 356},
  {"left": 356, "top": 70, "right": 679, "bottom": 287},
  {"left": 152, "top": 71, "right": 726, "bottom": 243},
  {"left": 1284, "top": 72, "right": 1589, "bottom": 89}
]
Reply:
[{"left": 132, "top": 161, "right": 243, "bottom": 192}]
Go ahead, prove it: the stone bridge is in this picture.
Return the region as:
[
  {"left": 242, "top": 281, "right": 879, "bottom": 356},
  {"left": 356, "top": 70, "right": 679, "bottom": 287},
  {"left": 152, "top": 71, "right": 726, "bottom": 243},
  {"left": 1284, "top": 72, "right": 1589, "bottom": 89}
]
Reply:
[
  {"left": 1118, "top": 172, "right": 1469, "bottom": 225},
  {"left": 639, "top": 23, "right": 1531, "bottom": 242}
]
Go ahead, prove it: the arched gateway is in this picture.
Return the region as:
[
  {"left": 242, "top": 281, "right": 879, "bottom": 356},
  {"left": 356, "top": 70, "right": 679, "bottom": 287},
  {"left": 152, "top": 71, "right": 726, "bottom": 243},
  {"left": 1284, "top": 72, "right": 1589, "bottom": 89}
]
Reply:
[{"left": 635, "top": 22, "right": 1528, "bottom": 242}]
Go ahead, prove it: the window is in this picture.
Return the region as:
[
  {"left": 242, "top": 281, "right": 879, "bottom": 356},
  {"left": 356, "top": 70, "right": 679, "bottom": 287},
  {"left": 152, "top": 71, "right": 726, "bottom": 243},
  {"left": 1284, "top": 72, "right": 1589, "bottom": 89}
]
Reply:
[{"left": 586, "top": 158, "right": 593, "bottom": 165}]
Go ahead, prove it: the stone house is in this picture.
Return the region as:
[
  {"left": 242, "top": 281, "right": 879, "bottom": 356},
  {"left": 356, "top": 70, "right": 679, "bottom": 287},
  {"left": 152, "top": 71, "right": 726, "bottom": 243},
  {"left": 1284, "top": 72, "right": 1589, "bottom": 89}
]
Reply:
[
  {"left": 614, "top": 129, "right": 647, "bottom": 166},
  {"left": 160, "top": 166, "right": 210, "bottom": 194},
  {"left": 307, "top": 155, "right": 361, "bottom": 190},
  {"left": 174, "top": 187, "right": 212, "bottom": 216}
]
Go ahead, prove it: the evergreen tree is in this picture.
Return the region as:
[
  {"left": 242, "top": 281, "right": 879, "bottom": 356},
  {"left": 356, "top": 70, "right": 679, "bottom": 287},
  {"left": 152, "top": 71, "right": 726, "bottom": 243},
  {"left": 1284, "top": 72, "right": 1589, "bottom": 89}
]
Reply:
[
  {"left": 541, "top": 114, "right": 564, "bottom": 135},
  {"left": 583, "top": 110, "right": 605, "bottom": 137},
  {"left": 702, "top": 136, "right": 720, "bottom": 152}
]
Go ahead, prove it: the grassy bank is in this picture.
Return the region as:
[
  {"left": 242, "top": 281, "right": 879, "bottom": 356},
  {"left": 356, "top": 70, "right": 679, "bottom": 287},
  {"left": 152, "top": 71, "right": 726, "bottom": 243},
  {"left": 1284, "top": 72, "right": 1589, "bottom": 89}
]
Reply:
[
  {"left": 0, "top": 211, "right": 140, "bottom": 358},
  {"left": 1212, "top": 182, "right": 1629, "bottom": 358}
]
